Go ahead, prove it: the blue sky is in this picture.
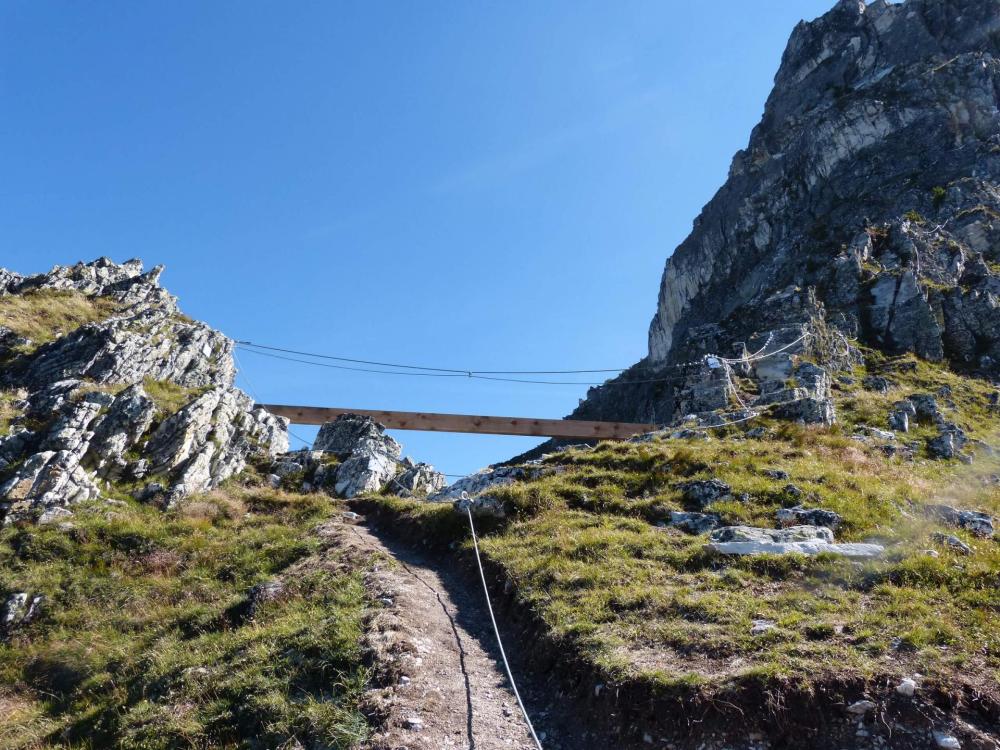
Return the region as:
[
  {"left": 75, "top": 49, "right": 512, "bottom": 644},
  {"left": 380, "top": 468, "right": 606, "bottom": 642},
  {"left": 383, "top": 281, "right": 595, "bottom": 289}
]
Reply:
[{"left": 1, "top": 0, "right": 835, "bottom": 476}]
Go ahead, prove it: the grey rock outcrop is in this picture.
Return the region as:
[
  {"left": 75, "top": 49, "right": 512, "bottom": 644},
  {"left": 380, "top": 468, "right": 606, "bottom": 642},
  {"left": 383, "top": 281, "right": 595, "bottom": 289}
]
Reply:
[
  {"left": 926, "top": 503, "right": 995, "bottom": 537},
  {"left": 932, "top": 531, "right": 973, "bottom": 555},
  {"left": 395, "top": 458, "right": 448, "bottom": 496},
  {"left": 314, "top": 415, "right": 399, "bottom": 456},
  {"left": 0, "top": 259, "right": 289, "bottom": 521},
  {"left": 776, "top": 505, "right": 843, "bottom": 530},
  {"left": 571, "top": 0, "right": 1000, "bottom": 427},
  {"left": 668, "top": 511, "right": 721, "bottom": 535},
  {"left": 889, "top": 393, "right": 973, "bottom": 459},
  {"left": 431, "top": 466, "right": 523, "bottom": 501},
  {"left": 678, "top": 479, "right": 732, "bottom": 509},
  {"left": 275, "top": 415, "right": 445, "bottom": 499},
  {"left": 311, "top": 415, "right": 403, "bottom": 499},
  {"left": 1, "top": 592, "right": 43, "bottom": 633},
  {"left": 707, "top": 524, "right": 884, "bottom": 559}
]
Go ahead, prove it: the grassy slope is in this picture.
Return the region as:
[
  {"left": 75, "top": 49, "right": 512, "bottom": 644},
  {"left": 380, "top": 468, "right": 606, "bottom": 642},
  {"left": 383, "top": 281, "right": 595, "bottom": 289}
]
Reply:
[
  {"left": 0, "top": 485, "right": 373, "bottom": 750},
  {"left": 1, "top": 286, "right": 376, "bottom": 749},
  {"left": 0, "top": 290, "right": 122, "bottom": 351},
  {"left": 368, "top": 352, "right": 1000, "bottom": 707}
]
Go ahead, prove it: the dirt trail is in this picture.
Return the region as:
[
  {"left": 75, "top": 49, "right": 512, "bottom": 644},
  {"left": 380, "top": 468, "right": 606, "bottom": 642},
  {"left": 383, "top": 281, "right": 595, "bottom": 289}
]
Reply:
[{"left": 338, "top": 516, "right": 547, "bottom": 750}]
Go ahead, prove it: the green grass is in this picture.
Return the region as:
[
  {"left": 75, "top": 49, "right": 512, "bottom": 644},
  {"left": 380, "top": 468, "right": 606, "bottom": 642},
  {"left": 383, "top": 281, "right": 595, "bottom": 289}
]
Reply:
[
  {"left": 0, "top": 290, "right": 122, "bottom": 350},
  {"left": 0, "top": 390, "right": 24, "bottom": 435},
  {"left": 142, "top": 378, "right": 212, "bottom": 418},
  {"left": 0, "top": 487, "right": 372, "bottom": 749},
  {"left": 366, "top": 353, "right": 1000, "bottom": 702}
]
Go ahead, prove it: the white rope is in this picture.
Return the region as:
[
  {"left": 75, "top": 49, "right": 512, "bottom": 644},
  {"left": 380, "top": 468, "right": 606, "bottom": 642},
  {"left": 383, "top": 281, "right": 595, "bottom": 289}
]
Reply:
[
  {"left": 714, "top": 331, "right": 811, "bottom": 365},
  {"left": 464, "top": 500, "right": 545, "bottom": 750},
  {"left": 692, "top": 410, "right": 760, "bottom": 429}
]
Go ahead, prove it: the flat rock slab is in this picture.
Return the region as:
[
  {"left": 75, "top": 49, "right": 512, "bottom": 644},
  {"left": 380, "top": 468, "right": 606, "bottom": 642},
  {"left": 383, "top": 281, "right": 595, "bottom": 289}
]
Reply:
[{"left": 708, "top": 540, "right": 884, "bottom": 558}]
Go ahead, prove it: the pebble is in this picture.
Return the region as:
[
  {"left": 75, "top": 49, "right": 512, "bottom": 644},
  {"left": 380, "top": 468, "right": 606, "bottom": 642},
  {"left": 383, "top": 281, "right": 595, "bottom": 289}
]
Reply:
[
  {"left": 847, "top": 699, "right": 876, "bottom": 715},
  {"left": 895, "top": 677, "right": 918, "bottom": 696},
  {"left": 933, "top": 731, "right": 961, "bottom": 749},
  {"left": 750, "top": 619, "right": 776, "bottom": 636}
]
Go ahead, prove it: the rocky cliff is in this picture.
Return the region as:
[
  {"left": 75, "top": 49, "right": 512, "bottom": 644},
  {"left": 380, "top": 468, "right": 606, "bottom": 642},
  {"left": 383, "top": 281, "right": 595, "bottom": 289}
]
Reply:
[
  {"left": 0, "top": 258, "right": 289, "bottom": 522},
  {"left": 575, "top": 0, "right": 1000, "bottom": 426}
]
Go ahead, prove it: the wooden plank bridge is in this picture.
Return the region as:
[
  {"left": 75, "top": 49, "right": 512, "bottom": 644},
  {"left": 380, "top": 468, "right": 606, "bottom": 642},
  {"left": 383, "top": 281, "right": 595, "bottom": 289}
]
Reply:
[{"left": 260, "top": 404, "right": 658, "bottom": 440}]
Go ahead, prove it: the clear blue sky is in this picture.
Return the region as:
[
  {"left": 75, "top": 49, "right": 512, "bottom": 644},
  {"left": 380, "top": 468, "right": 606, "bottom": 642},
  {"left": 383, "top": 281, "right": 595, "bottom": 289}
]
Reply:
[{"left": 1, "top": 0, "right": 835, "bottom": 476}]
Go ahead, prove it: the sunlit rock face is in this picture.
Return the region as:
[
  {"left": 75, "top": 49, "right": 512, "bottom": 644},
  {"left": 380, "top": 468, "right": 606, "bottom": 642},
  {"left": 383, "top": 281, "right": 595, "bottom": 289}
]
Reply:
[
  {"left": 0, "top": 258, "right": 288, "bottom": 522},
  {"left": 575, "top": 0, "right": 1000, "bottom": 425}
]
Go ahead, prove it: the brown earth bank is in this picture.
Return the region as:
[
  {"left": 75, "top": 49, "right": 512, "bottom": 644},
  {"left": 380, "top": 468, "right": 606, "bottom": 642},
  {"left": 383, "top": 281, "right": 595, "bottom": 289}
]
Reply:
[{"left": 353, "top": 500, "right": 1000, "bottom": 750}]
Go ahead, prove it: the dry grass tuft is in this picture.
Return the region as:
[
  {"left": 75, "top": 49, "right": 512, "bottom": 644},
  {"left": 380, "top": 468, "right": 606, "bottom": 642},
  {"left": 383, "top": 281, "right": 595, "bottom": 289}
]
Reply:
[{"left": 0, "top": 289, "right": 122, "bottom": 347}]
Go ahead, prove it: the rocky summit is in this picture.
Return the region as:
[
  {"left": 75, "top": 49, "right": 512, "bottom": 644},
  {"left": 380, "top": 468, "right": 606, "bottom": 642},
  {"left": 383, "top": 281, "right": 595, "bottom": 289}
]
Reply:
[
  {"left": 574, "top": 0, "right": 1000, "bottom": 427},
  {"left": 0, "top": 258, "right": 289, "bottom": 521}
]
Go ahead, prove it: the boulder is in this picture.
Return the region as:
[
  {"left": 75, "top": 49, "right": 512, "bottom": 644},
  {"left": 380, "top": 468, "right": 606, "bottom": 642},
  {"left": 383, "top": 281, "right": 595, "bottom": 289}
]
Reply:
[
  {"left": 927, "top": 427, "right": 969, "bottom": 460},
  {"left": 931, "top": 532, "right": 973, "bottom": 555},
  {"left": 314, "top": 414, "right": 400, "bottom": 459},
  {"left": 668, "top": 511, "right": 721, "bottom": 535},
  {"left": 395, "top": 461, "right": 447, "bottom": 496},
  {"left": 712, "top": 525, "right": 835, "bottom": 544},
  {"left": 926, "top": 504, "right": 994, "bottom": 537},
  {"left": 678, "top": 478, "right": 731, "bottom": 509},
  {"left": 773, "top": 396, "right": 836, "bottom": 426},
  {"left": 862, "top": 376, "right": 893, "bottom": 393},
  {"left": 707, "top": 525, "right": 883, "bottom": 558},
  {"left": 431, "top": 465, "right": 530, "bottom": 502},
  {"left": 454, "top": 491, "right": 506, "bottom": 519},
  {"left": 335, "top": 450, "right": 398, "bottom": 499},
  {"left": 1, "top": 592, "right": 43, "bottom": 632},
  {"left": 776, "top": 505, "right": 843, "bottom": 530}
]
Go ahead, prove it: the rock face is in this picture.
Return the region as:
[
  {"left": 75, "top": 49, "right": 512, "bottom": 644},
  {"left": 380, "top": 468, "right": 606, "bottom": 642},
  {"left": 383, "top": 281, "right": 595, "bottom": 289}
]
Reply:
[
  {"left": 0, "top": 259, "right": 288, "bottom": 521},
  {"left": 429, "top": 465, "right": 532, "bottom": 502},
  {"left": 574, "top": 0, "right": 1000, "bottom": 426},
  {"left": 707, "top": 524, "right": 884, "bottom": 559},
  {"left": 269, "top": 415, "right": 446, "bottom": 500}
]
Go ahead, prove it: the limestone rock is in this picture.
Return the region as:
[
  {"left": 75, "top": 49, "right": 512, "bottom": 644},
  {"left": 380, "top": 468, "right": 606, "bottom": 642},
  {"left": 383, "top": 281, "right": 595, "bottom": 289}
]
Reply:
[
  {"left": 776, "top": 505, "right": 843, "bottom": 530},
  {"left": 678, "top": 479, "right": 731, "bottom": 509},
  {"left": 925, "top": 504, "right": 994, "bottom": 537},
  {"left": 932, "top": 532, "right": 973, "bottom": 555},
  {"left": 335, "top": 450, "right": 398, "bottom": 499},
  {"left": 712, "top": 525, "right": 835, "bottom": 545},
  {"left": 1, "top": 592, "right": 43, "bottom": 633},
  {"left": 305, "top": 415, "right": 403, "bottom": 498},
  {"left": 569, "top": 0, "right": 1000, "bottom": 427},
  {"left": 454, "top": 491, "right": 506, "bottom": 519},
  {"left": 707, "top": 525, "right": 883, "bottom": 558},
  {"left": 146, "top": 387, "right": 289, "bottom": 502},
  {"left": 395, "top": 461, "right": 447, "bottom": 496},
  {"left": 934, "top": 732, "right": 962, "bottom": 749},
  {"left": 431, "top": 465, "right": 530, "bottom": 502},
  {"left": 0, "top": 259, "right": 289, "bottom": 520},
  {"left": 314, "top": 414, "right": 400, "bottom": 459},
  {"left": 669, "top": 511, "right": 720, "bottom": 535},
  {"left": 847, "top": 700, "right": 876, "bottom": 716}
]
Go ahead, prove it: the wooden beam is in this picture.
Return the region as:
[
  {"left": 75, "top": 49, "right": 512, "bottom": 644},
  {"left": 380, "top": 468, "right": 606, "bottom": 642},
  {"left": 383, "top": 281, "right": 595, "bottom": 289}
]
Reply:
[{"left": 259, "top": 404, "right": 658, "bottom": 440}]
